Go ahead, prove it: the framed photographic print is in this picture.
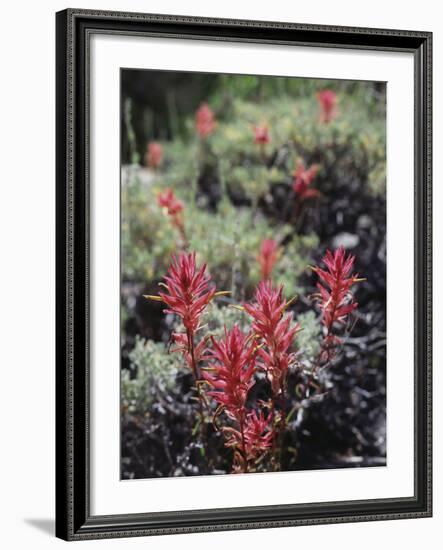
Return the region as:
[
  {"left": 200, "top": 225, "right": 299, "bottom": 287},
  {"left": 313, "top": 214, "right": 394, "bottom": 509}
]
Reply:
[{"left": 55, "top": 9, "right": 432, "bottom": 541}]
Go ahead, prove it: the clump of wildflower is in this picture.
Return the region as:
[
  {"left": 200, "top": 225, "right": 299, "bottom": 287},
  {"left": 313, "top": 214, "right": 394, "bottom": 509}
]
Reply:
[
  {"left": 157, "top": 188, "right": 186, "bottom": 244},
  {"left": 204, "top": 325, "right": 256, "bottom": 419},
  {"left": 195, "top": 103, "right": 217, "bottom": 138},
  {"left": 243, "top": 281, "right": 299, "bottom": 469},
  {"left": 203, "top": 325, "right": 276, "bottom": 472},
  {"left": 312, "top": 247, "right": 363, "bottom": 364},
  {"left": 244, "top": 281, "right": 299, "bottom": 395},
  {"left": 157, "top": 188, "right": 183, "bottom": 216},
  {"left": 144, "top": 252, "right": 218, "bottom": 459},
  {"left": 317, "top": 89, "right": 338, "bottom": 123},
  {"left": 221, "top": 408, "right": 274, "bottom": 473},
  {"left": 243, "top": 409, "right": 274, "bottom": 459},
  {"left": 159, "top": 252, "right": 215, "bottom": 336},
  {"left": 145, "top": 141, "right": 163, "bottom": 169},
  {"left": 145, "top": 252, "right": 217, "bottom": 374},
  {"left": 253, "top": 124, "right": 270, "bottom": 145},
  {"left": 293, "top": 160, "right": 320, "bottom": 200},
  {"left": 257, "top": 238, "right": 279, "bottom": 280}
]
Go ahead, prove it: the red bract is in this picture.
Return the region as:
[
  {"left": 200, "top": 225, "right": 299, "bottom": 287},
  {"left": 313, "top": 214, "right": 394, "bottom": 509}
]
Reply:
[
  {"left": 220, "top": 408, "right": 273, "bottom": 468},
  {"left": 157, "top": 188, "right": 184, "bottom": 216},
  {"left": 146, "top": 252, "right": 219, "bottom": 461},
  {"left": 313, "top": 247, "right": 361, "bottom": 332},
  {"left": 258, "top": 238, "right": 279, "bottom": 280},
  {"left": 170, "top": 331, "right": 207, "bottom": 370},
  {"left": 312, "top": 247, "right": 362, "bottom": 365},
  {"left": 157, "top": 188, "right": 187, "bottom": 243},
  {"left": 203, "top": 325, "right": 256, "bottom": 419},
  {"left": 244, "top": 281, "right": 299, "bottom": 394},
  {"left": 317, "top": 89, "right": 338, "bottom": 123},
  {"left": 253, "top": 124, "right": 270, "bottom": 145},
  {"left": 243, "top": 409, "right": 274, "bottom": 458},
  {"left": 145, "top": 141, "right": 163, "bottom": 169},
  {"left": 159, "top": 252, "right": 215, "bottom": 334},
  {"left": 195, "top": 103, "right": 217, "bottom": 138},
  {"left": 293, "top": 160, "right": 320, "bottom": 200},
  {"left": 203, "top": 326, "right": 275, "bottom": 473}
]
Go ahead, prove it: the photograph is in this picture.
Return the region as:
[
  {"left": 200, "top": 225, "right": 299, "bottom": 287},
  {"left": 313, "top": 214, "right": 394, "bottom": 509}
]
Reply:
[
  {"left": 120, "top": 69, "right": 387, "bottom": 479},
  {"left": 53, "top": 7, "right": 432, "bottom": 541}
]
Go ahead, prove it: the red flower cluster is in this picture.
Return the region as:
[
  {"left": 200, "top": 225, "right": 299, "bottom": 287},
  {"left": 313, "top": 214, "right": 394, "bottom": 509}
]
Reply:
[
  {"left": 157, "top": 188, "right": 186, "bottom": 242},
  {"left": 204, "top": 325, "right": 276, "bottom": 471},
  {"left": 243, "top": 410, "right": 274, "bottom": 457},
  {"left": 312, "top": 247, "right": 362, "bottom": 362},
  {"left": 257, "top": 238, "right": 279, "bottom": 280},
  {"left": 147, "top": 246, "right": 366, "bottom": 473},
  {"left": 146, "top": 252, "right": 218, "bottom": 454},
  {"left": 195, "top": 103, "right": 217, "bottom": 138},
  {"left": 159, "top": 252, "right": 215, "bottom": 335},
  {"left": 317, "top": 89, "right": 338, "bottom": 123},
  {"left": 221, "top": 408, "right": 274, "bottom": 471},
  {"left": 203, "top": 325, "right": 256, "bottom": 420},
  {"left": 157, "top": 188, "right": 183, "bottom": 216},
  {"left": 253, "top": 124, "right": 270, "bottom": 145},
  {"left": 145, "top": 141, "right": 163, "bottom": 169},
  {"left": 244, "top": 281, "right": 299, "bottom": 395},
  {"left": 293, "top": 160, "right": 320, "bottom": 200}
]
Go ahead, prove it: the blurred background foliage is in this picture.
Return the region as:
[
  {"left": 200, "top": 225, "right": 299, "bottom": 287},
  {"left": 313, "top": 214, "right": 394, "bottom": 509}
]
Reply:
[{"left": 120, "top": 69, "right": 387, "bottom": 479}]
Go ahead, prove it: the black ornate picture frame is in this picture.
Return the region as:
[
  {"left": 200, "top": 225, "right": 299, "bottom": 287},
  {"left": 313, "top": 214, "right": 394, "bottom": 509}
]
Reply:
[{"left": 55, "top": 8, "right": 432, "bottom": 541}]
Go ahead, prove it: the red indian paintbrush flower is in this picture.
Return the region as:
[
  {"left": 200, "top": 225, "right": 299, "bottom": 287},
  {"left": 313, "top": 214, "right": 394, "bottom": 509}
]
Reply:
[
  {"left": 158, "top": 252, "right": 216, "bottom": 335},
  {"left": 203, "top": 325, "right": 257, "bottom": 420},
  {"left": 243, "top": 281, "right": 299, "bottom": 467},
  {"left": 253, "top": 124, "right": 270, "bottom": 145},
  {"left": 204, "top": 325, "right": 268, "bottom": 473},
  {"left": 312, "top": 247, "right": 363, "bottom": 363},
  {"left": 221, "top": 408, "right": 274, "bottom": 468},
  {"left": 317, "top": 89, "right": 338, "bottom": 123},
  {"left": 258, "top": 238, "right": 279, "bottom": 280},
  {"left": 157, "top": 188, "right": 184, "bottom": 216},
  {"left": 145, "top": 141, "right": 163, "bottom": 169},
  {"left": 244, "top": 281, "right": 299, "bottom": 394},
  {"left": 195, "top": 102, "right": 217, "bottom": 138},
  {"left": 157, "top": 188, "right": 187, "bottom": 244},
  {"left": 145, "top": 252, "right": 219, "bottom": 459},
  {"left": 243, "top": 409, "right": 274, "bottom": 458},
  {"left": 293, "top": 160, "right": 320, "bottom": 200},
  {"left": 313, "top": 247, "right": 361, "bottom": 332}
]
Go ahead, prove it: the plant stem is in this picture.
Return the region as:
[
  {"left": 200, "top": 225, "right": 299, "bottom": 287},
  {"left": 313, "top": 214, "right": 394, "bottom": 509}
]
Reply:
[
  {"left": 187, "top": 328, "right": 208, "bottom": 463},
  {"left": 278, "top": 378, "right": 287, "bottom": 468},
  {"left": 267, "top": 372, "right": 279, "bottom": 471},
  {"left": 239, "top": 412, "right": 249, "bottom": 473},
  {"left": 174, "top": 219, "right": 189, "bottom": 249},
  {"left": 313, "top": 305, "right": 337, "bottom": 374}
]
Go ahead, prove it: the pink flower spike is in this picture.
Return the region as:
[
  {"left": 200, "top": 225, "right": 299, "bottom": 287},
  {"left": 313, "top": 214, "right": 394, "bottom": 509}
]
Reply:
[
  {"left": 293, "top": 160, "right": 320, "bottom": 200},
  {"left": 317, "top": 89, "right": 338, "bottom": 123},
  {"left": 313, "top": 246, "right": 362, "bottom": 337},
  {"left": 157, "top": 188, "right": 184, "bottom": 216},
  {"left": 257, "top": 238, "right": 279, "bottom": 280},
  {"left": 253, "top": 124, "right": 270, "bottom": 145},
  {"left": 203, "top": 325, "right": 257, "bottom": 419},
  {"left": 159, "top": 252, "right": 216, "bottom": 334},
  {"left": 244, "top": 281, "right": 299, "bottom": 393},
  {"left": 145, "top": 141, "right": 163, "bottom": 169},
  {"left": 156, "top": 188, "right": 187, "bottom": 242},
  {"left": 244, "top": 409, "right": 274, "bottom": 458},
  {"left": 195, "top": 103, "right": 217, "bottom": 138}
]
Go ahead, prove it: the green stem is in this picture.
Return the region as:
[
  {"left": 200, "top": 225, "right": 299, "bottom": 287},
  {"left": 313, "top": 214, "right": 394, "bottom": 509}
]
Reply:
[
  {"left": 239, "top": 412, "right": 249, "bottom": 474},
  {"left": 187, "top": 329, "right": 208, "bottom": 464}
]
